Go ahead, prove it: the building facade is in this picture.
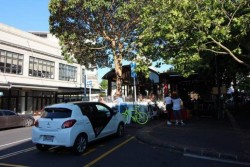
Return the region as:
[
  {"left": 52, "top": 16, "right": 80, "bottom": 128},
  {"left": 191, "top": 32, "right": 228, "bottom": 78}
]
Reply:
[{"left": 0, "top": 23, "right": 99, "bottom": 114}]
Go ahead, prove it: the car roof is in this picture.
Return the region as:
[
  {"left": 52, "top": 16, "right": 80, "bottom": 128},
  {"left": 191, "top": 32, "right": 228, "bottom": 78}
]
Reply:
[
  {"left": 45, "top": 101, "right": 102, "bottom": 108},
  {"left": 0, "top": 109, "right": 13, "bottom": 112}
]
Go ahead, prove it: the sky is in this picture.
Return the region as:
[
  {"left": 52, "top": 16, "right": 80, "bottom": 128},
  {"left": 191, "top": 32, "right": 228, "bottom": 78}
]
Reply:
[{"left": 0, "top": 0, "right": 171, "bottom": 83}]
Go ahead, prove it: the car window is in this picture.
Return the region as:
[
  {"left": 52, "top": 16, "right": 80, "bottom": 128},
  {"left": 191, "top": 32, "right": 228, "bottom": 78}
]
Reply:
[
  {"left": 78, "top": 104, "right": 95, "bottom": 116},
  {"left": 0, "top": 111, "right": 3, "bottom": 116},
  {"left": 96, "top": 104, "right": 111, "bottom": 116},
  {"left": 41, "top": 108, "right": 72, "bottom": 119},
  {"left": 3, "top": 110, "right": 16, "bottom": 116}
]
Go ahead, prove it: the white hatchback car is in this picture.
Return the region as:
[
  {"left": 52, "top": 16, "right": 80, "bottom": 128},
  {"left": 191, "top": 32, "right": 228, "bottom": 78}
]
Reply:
[{"left": 32, "top": 101, "right": 125, "bottom": 155}]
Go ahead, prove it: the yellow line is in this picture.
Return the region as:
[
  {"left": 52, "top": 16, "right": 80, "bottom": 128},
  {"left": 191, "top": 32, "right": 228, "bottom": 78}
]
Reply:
[
  {"left": 84, "top": 136, "right": 134, "bottom": 167},
  {"left": 83, "top": 148, "right": 96, "bottom": 156},
  {"left": 0, "top": 163, "right": 29, "bottom": 167}
]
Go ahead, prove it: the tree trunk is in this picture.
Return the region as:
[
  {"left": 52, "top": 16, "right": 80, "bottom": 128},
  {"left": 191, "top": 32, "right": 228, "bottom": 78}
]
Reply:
[
  {"left": 114, "top": 55, "right": 122, "bottom": 95},
  {"left": 112, "top": 39, "right": 123, "bottom": 96}
]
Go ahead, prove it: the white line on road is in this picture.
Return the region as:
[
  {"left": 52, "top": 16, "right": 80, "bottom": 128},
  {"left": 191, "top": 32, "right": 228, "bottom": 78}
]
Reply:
[
  {"left": 184, "top": 153, "right": 250, "bottom": 166},
  {"left": 0, "top": 138, "right": 31, "bottom": 149},
  {"left": 0, "top": 147, "right": 36, "bottom": 160}
]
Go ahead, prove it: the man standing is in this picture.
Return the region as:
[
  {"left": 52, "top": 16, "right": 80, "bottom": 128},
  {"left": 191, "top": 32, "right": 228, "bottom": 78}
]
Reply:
[
  {"left": 164, "top": 93, "right": 172, "bottom": 125},
  {"left": 171, "top": 92, "right": 185, "bottom": 126},
  {"left": 113, "top": 93, "right": 124, "bottom": 113}
]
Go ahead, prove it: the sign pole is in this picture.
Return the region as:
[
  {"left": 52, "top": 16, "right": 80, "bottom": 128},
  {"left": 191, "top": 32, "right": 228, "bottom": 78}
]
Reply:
[
  {"left": 84, "top": 75, "right": 87, "bottom": 98},
  {"left": 130, "top": 62, "right": 137, "bottom": 105},
  {"left": 89, "top": 85, "right": 91, "bottom": 101},
  {"left": 134, "top": 77, "right": 137, "bottom": 104},
  {"left": 86, "top": 80, "right": 92, "bottom": 101}
]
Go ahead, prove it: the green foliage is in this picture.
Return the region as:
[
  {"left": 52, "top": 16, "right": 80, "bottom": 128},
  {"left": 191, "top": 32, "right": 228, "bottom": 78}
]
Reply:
[
  {"left": 237, "top": 76, "right": 250, "bottom": 92},
  {"left": 49, "top": 0, "right": 250, "bottom": 92},
  {"left": 100, "top": 79, "right": 108, "bottom": 90},
  {"left": 138, "top": 0, "right": 250, "bottom": 77},
  {"left": 49, "top": 0, "right": 146, "bottom": 93}
]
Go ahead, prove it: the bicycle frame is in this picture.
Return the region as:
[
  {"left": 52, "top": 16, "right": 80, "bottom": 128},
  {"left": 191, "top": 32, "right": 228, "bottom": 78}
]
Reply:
[{"left": 122, "top": 105, "right": 148, "bottom": 125}]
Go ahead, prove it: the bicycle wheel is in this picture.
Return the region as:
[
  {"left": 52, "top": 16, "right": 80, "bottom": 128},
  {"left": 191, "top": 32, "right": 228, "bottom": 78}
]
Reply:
[
  {"left": 121, "top": 112, "right": 130, "bottom": 124},
  {"left": 135, "top": 111, "right": 148, "bottom": 125}
]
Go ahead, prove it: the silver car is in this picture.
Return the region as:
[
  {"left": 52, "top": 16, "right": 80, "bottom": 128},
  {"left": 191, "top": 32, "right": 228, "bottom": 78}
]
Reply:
[{"left": 0, "top": 109, "right": 35, "bottom": 129}]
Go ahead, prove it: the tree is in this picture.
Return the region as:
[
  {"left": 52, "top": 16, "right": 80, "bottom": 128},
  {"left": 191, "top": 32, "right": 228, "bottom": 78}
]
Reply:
[
  {"left": 49, "top": 0, "right": 144, "bottom": 95},
  {"left": 100, "top": 79, "right": 108, "bottom": 90},
  {"left": 138, "top": 0, "right": 250, "bottom": 77}
]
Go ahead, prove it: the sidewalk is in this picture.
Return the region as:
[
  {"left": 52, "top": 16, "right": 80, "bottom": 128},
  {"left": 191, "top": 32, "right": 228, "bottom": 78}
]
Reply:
[{"left": 133, "top": 111, "right": 250, "bottom": 164}]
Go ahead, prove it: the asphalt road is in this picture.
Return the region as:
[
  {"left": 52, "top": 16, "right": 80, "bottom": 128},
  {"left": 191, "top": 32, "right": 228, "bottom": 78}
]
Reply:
[{"left": 0, "top": 126, "right": 247, "bottom": 167}]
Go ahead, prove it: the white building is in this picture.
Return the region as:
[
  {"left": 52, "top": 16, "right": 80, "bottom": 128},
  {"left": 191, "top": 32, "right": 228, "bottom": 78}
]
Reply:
[{"left": 0, "top": 23, "right": 99, "bottom": 114}]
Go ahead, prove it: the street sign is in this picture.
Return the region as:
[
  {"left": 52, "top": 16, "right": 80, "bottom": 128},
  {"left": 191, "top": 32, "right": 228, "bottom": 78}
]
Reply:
[
  {"left": 130, "top": 62, "right": 137, "bottom": 78},
  {"left": 86, "top": 80, "right": 92, "bottom": 88}
]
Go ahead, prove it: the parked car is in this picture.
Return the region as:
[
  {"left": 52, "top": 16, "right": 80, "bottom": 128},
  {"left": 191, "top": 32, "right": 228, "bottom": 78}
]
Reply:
[
  {"left": 32, "top": 101, "right": 125, "bottom": 155},
  {"left": 0, "top": 109, "right": 35, "bottom": 130}
]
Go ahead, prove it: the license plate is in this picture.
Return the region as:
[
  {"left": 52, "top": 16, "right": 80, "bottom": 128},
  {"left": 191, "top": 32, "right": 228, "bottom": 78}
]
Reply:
[{"left": 43, "top": 135, "right": 54, "bottom": 142}]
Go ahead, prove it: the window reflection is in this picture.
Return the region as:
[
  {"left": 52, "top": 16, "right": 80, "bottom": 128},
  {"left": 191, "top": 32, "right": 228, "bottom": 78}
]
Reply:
[
  {"left": 59, "top": 63, "right": 77, "bottom": 82},
  {"left": 0, "top": 49, "right": 23, "bottom": 75},
  {"left": 29, "top": 56, "right": 55, "bottom": 79}
]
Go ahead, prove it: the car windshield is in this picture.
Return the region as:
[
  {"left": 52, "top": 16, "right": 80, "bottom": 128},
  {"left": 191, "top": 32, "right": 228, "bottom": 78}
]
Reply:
[{"left": 41, "top": 108, "right": 72, "bottom": 119}]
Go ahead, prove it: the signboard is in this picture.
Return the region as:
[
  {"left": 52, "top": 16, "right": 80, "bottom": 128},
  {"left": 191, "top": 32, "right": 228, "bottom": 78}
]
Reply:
[
  {"left": 86, "top": 80, "right": 92, "bottom": 88},
  {"left": 130, "top": 62, "right": 137, "bottom": 78}
]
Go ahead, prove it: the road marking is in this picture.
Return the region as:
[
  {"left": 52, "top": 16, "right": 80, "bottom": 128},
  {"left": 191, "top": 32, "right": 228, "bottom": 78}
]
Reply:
[
  {"left": 184, "top": 153, "right": 250, "bottom": 166},
  {"left": 0, "top": 138, "right": 31, "bottom": 149},
  {"left": 84, "top": 136, "right": 134, "bottom": 167},
  {"left": 0, "top": 147, "right": 36, "bottom": 160},
  {"left": 0, "top": 163, "right": 29, "bottom": 167},
  {"left": 83, "top": 148, "right": 96, "bottom": 156}
]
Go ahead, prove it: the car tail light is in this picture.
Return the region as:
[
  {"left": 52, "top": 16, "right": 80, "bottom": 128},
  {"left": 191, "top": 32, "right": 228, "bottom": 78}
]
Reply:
[{"left": 61, "top": 119, "right": 76, "bottom": 129}]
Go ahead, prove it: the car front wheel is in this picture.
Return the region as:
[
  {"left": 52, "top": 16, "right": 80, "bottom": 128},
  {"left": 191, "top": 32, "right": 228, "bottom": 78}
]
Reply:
[
  {"left": 24, "top": 118, "right": 34, "bottom": 127},
  {"left": 72, "top": 134, "right": 87, "bottom": 155}
]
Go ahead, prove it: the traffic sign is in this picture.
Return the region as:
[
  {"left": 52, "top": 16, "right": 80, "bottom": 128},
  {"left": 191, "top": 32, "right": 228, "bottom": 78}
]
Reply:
[
  {"left": 130, "top": 62, "right": 137, "bottom": 78},
  {"left": 86, "top": 80, "right": 92, "bottom": 88}
]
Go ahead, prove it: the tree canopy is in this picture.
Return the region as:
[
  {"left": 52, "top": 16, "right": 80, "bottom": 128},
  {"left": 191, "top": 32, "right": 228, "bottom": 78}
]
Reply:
[
  {"left": 138, "top": 0, "right": 250, "bottom": 77},
  {"left": 49, "top": 0, "right": 250, "bottom": 95},
  {"left": 49, "top": 0, "right": 145, "bottom": 95}
]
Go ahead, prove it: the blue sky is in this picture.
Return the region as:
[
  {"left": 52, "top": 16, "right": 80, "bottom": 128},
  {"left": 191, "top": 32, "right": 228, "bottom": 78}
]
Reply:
[{"left": 0, "top": 0, "right": 171, "bottom": 83}]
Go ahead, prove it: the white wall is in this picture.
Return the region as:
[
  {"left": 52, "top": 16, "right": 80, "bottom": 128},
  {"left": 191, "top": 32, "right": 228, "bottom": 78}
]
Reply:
[{"left": 0, "top": 23, "right": 99, "bottom": 89}]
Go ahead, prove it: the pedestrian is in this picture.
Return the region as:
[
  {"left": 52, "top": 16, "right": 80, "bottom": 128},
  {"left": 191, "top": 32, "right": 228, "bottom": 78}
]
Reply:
[
  {"left": 98, "top": 97, "right": 106, "bottom": 104},
  {"left": 113, "top": 93, "right": 124, "bottom": 113},
  {"left": 164, "top": 93, "right": 172, "bottom": 125},
  {"left": 171, "top": 91, "right": 185, "bottom": 125},
  {"left": 148, "top": 93, "right": 158, "bottom": 119},
  {"left": 113, "top": 93, "right": 123, "bottom": 104}
]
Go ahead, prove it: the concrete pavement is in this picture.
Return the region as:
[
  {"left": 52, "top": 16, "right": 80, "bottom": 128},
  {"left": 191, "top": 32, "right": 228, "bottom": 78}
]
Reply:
[{"left": 130, "top": 111, "right": 250, "bottom": 165}]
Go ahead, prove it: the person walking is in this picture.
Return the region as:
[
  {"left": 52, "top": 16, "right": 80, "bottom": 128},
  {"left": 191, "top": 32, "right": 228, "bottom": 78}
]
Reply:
[
  {"left": 171, "top": 91, "right": 185, "bottom": 125},
  {"left": 113, "top": 93, "right": 124, "bottom": 113},
  {"left": 164, "top": 93, "right": 172, "bottom": 125},
  {"left": 147, "top": 93, "right": 158, "bottom": 119}
]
